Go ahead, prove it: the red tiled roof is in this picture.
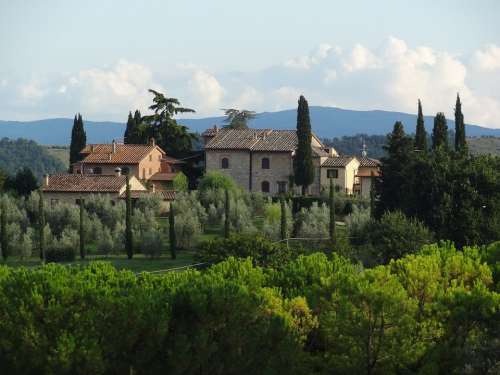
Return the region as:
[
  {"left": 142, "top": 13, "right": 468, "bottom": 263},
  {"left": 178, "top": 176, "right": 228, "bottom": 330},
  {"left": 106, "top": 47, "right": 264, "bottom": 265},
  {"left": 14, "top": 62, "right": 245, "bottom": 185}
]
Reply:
[
  {"left": 358, "top": 157, "right": 381, "bottom": 167},
  {"left": 357, "top": 170, "right": 380, "bottom": 177},
  {"left": 205, "top": 129, "right": 298, "bottom": 152},
  {"left": 321, "top": 157, "right": 355, "bottom": 167},
  {"left": 80, "top": 144, "right": 164, "bottom": 164},
  {"left": 150, "top": 172, "right": 177, "bottom": 181},
  {"left": 119, "top": 190, "right": 176, "bottom": 201},
  {"left": 42, "top": 174, "right": 129, "bottom": 192}
]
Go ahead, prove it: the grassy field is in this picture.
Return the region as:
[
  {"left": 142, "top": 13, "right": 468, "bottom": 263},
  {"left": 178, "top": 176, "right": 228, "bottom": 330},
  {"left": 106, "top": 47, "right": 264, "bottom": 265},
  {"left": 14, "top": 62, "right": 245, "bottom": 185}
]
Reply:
[{"left": 1, "top": 251, "right": 197, "bottom": 273}]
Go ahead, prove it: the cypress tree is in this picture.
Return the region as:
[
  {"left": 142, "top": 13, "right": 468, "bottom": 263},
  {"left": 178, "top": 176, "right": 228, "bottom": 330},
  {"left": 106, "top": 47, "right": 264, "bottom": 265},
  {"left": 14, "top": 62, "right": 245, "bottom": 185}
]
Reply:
[
  {"left": 280, "top": 196, "right": 287, "bottom": 241},
  {"left": 224, "top": 189, "right": 230, "bottom": 239},
  {"left": 455, "top": 94, "right": 467, "bottom": 152},
  {"left": 329, "top": 178, "right": 335, "bottom": 244},
  {"left": 69, "top": 113, "right": 87, "bottom": 169},
  {"left": 169, "top": 203, "right": 176, "bottom": 260},
  {"left": 38, "top": 190, "right": 45, "bottom": 262},
  {"left": 369, "top": 171, "right": 376, "bottom": 218},
  {"left": 0, "top": 199, "right": 7, "bottom": 260},
  {"left": 125, "top": 175, "right": 133, "bottom": 259},
  {"left": 415, "top": 99, "right": 427, "bottom": 152},
  {"left": 124, "top": 111, "right": 134, "bottom": 144},
  {"left": 294, "top": 95, "right": 314, "bottom": 196},
  {"left": 432, "top": 112, "right": 448, "bottom": 150},
  {"left": 79, "top": 197, "right": 85, "bottom": 260}
]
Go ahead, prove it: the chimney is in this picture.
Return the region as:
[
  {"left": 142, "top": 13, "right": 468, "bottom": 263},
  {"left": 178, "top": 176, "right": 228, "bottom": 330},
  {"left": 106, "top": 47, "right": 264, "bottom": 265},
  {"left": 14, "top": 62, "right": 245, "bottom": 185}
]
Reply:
[
  {"left": 43, "top": 174, "right": 49, "bottom": 187},
  {"left": 90, "top": 145, "right": 95, "bottom": 152},
  {"left": 114, "top": 167, "right": 122, "bottom": 177},
  {"left": 214, "top": 124, "right": 218, "bottom": 133},
  {"left": 112, "top": 139, "right": 117, "bottom": 154},
  {"left": 149, "top": 137, "right": 156, "bottom": 147}
]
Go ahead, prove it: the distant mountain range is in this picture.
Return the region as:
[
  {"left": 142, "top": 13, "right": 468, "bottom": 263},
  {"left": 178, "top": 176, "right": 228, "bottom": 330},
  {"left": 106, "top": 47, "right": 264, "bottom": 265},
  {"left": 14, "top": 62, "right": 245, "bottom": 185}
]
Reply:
[{"left": 1, "top": 106, "right": 499, "bottom": 145}]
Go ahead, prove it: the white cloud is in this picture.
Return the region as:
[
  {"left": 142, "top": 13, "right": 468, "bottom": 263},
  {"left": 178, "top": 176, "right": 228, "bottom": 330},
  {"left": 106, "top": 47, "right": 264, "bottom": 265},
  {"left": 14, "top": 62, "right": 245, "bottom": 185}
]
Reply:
[
  {"left": 187, "top": 67, "right": 225, "bottom": 115},
  {"left": 343, "top": 44, "right": 379, "bottom": 72},
  {"left": 473, "top": 44, "right": 500, "bottom": 71},
  {"left": 323, "top": 68, "right": 337, "bottom": 84},
  {"left": 284, "top": 43, "right": 336, "bottom": 70},
  {"left": 19, "top": 81, "right": 48, "bottom": 101},
  {"left": 0, "top": 79, "right": 7, "bottom": 87}
]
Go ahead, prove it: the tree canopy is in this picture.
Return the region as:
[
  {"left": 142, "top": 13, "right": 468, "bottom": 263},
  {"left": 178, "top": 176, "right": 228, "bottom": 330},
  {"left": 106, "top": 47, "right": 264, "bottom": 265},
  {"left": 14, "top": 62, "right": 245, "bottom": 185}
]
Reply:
[{"left": 221, "top": 108, "right": 256, "bottom": 129}]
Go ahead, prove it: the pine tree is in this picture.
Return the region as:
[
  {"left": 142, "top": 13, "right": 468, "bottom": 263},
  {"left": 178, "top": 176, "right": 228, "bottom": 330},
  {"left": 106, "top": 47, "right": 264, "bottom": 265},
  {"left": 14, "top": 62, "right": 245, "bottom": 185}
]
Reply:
[
  {"left": 294, "top": 95, "right": 314, "bottom": 195},
  {"left": 432, "top": 112, "right": 448, "bottom": 150},
  {"left": 38, "top": 190, "right": 45, "bottom": 262},
  {"left": 455, "top": 94, "right": 467, "bottom": 152},
  {"left": 124, "top": 112, "right": 134, "bottom": 144},
  {"left": 169, "top": 203, "right": 176, "bottom": 260},
  {"left": 415, "top": 99, "right": 427, "bottom": 152},
  {"left": 0, "top": 199, "right": 7, "bottom": 260},
  {"left": 69, "top": 113, "right": 87, "bottom": 169},
  {"left": 224, "top": 189, "right": 230, "bottom": 239},
  {"left": 329, "top": 178, "right": 336, "bottom": 244},
  {"left": 280, "top": 196, "right": 287, "bottom": 241},
  {"left": 79, "top": 197, "right": 85, "bottom": 259},
  {"left": 125, "top": 175, "right": 133, "bottom": 259}
]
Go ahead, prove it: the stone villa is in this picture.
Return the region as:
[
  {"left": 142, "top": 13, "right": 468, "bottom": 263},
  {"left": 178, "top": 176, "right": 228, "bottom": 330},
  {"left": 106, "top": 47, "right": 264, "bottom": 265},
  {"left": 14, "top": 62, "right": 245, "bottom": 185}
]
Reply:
[{"left": 202, "top": 126, "right": 379, "bottom": 197}]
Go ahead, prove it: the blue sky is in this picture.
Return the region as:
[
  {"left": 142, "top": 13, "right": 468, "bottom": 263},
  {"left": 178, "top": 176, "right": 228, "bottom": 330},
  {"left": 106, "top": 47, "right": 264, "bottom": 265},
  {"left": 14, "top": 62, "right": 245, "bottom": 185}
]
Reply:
[{"left": 1, "top": 0, "right": 500, "bottom": 127}]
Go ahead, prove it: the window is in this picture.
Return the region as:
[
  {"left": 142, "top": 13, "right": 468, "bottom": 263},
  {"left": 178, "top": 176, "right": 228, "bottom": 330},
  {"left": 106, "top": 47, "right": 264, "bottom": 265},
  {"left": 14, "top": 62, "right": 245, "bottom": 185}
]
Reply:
[
  {"left": 93, "top": 167, "right": 102, "bottom": 175},
  {"left": 121, "top": 166, "right": 130, "bottom": 175},
  {"left": 277, "top": 181, "right": 287, "bottom": 194},
  {"left": 149, "top": 154, "right": 152, "bottom": 161},
  {"left": 327, "top": 169, "right": 339, "bottom": 179},
  {"left": 149, "top": 168, "right": 152, "bottom": 176},
  {"left": 261, "top": 181, "right": 270, "bottom": 193},
  {"left": 261, "top": 157, "right": 270, "bottom": 169},
  {"left": 221, "top": 157, "right": 229, "bottom": 169},
  {"left": 158, "top": 155, "right": 161, "bottom": 161},
  {"left": 142, "top": 168, "right": 146, "bottom": 179}
]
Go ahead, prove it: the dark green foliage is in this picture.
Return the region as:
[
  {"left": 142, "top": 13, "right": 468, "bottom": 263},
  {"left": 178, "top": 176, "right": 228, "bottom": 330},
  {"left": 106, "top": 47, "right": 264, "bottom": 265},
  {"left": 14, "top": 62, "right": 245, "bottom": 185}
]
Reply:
[
  {"left": 455, "top": 94, "right": 467, "bottom": 152},
  {"left": 224, "top": 188, "right": 230, "bottom": 239},
  {"left": 38, "top": 190, "right": 45, "bottom": 261},
  {"left": 198, "top": 171, "right": 237, "bottom": 193},
  {"left": 329, "top": 178, "right": 335, "bottom": 243},
  {"left": 432, "top": 112, "right": 448, "bottom": 150},
  {"left": 169, "top": 204, "right": 176, "bottom": 260},
  {"left": 45, "top": 244, "right": 76, "bottom": 263},
  {"left": 294, "top": 95, "right": 314, "bottom": 195},
  {"left": 79, "top": 198, "right": 85, "bottom": 260},
  {"left": 124, "top": 111, "right": 134, "bottom": 144},
  {"left": 124, "top": 110, "right": 144, "bottom": 144},
  {"left": 4, "top": 167, "right": 39, "bottom": 196},
  {"left": 322, "top": 134, "right": 387, "bottom": 159},
  {"left": 0, "top": 200, "right": 7, "bottom": 260},
  {"left": 222, "top": 108, "right": 257, "bottom": 129},
  {"left": 369, "top": 173, "right": 376, "bottom": 218},
  {"left": 69, "top": 113, "right": 86, "bottom": 168},
  {"left": 125, "top": 175, "right": 133, "bottom": 259},
  {"left": 0, "top": 138, "right": 66, "bottom": 181},
  {"left": 196, "top": 234, "right": 297, "bottom": 268},
  {"left": 280, "top": 196, "right": 287, "bottom": 240},
  {"left": 415, "top": 99, "right": 427, "bottom": 151}
]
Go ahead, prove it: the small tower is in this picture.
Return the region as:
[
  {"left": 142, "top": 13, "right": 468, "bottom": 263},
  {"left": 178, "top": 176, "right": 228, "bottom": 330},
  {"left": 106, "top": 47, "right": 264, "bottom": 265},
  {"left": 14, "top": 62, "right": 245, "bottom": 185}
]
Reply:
[{"left": 361, "top": 138, "right": 368, "bottom": 158}]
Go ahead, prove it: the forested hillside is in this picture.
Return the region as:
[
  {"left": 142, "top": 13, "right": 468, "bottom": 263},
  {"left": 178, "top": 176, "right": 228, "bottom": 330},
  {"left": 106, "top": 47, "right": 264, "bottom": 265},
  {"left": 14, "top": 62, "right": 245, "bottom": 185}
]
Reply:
[
  {"left": 323, "top": 134, "right": 387, "bottom": 158},
  {"left": 0, "top": 138, "right": 66, "bottom": 179}
]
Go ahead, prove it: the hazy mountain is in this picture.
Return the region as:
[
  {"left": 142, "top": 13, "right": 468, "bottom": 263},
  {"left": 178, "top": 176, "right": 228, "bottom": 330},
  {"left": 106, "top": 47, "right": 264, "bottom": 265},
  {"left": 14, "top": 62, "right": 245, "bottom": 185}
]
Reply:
[{"left": 1, "top": 106, "right": 498, "bottom": 145}]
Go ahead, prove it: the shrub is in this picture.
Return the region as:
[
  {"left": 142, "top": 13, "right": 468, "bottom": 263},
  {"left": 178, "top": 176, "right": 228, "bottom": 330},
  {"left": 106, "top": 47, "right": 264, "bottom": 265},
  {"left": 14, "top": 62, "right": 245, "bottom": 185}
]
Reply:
[
  {"left": 198, "top": 171, "right": 237, "bottom": 193},
  {"left": 140, "top": 229, "right": 163, "bottom": 258},
  {"left": 175, "top": 210, "right": 202, "bottom": 249},
  {"left": 97, "top": 227, "right": 114, "bottom": 256},
  {"left": 262, "top": 200, "right": 293, "bottom": 240},
  {"left": 172, "top": 172, "right": 188, "bottom": 192}
]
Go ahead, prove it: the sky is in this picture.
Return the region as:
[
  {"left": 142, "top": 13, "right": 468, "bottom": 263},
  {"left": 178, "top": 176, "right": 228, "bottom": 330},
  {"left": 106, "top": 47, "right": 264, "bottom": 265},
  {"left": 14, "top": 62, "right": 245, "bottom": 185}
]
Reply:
[{"left": 1, "top": 0, "right": 500, "bottom": 127}]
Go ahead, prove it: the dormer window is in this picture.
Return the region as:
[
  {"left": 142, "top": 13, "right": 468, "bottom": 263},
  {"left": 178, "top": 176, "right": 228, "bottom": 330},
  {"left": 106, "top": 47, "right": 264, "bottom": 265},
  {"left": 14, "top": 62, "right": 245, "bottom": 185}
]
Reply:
[
  {"left": 261, "top": 157, "right": 270, "bottom": 169},
  {"left": 221, "top": 157, "right": 229, "bottom": 169}
]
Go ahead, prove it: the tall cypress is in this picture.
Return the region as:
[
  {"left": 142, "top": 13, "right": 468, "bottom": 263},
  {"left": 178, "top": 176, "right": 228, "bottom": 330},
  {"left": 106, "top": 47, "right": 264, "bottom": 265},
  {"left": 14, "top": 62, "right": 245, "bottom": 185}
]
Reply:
[
  {"left": 280, "top": 197, "right": 287, "bottom": 241},
  {"left": 0, "top": 199, "right": 7, "bottom": 260},
  {"left": 169, "top": 203, "right": 176, "bottom": 260},
  {"left": 294, "top": 95, "right": 314, "bottom": 196},
  {"left": 38, "top": 190, "right": 45, "bottom": 262},
  {"left": 455, "top": 94, "right": 467, "bottom": 152},
  {"left": 432, "top": 112, "right": 448, "bottom": 150},
  {"left": 369, "top": 171, "right": 376, "bottom": 218},
  {"left": 124, "top": 112, "right": 134, "bottom": 144},
  {"left": 415, "top": 99, "right": 427, "bottom": 152},
  {"left": 329, "top": 178, "right": 335, "bottom": 244},
  {"left": 224, "top": 189, "right": 230, "bottom": 239},
  {"left": 69, "top": 113, "right": 87, "bottom": 169},
  {"left": 79, "top": 197, "right": 85, "bottom": 260},
  {"left": 125, "top": 175, "right": 133, "bottom": 259}
]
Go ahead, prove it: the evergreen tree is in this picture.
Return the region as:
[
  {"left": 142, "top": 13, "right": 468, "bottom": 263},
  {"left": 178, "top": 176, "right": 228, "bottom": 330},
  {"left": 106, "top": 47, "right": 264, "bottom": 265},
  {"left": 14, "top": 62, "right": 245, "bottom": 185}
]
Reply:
[
  {"left": 415, "top": 99, "right": 427, "bottom": 152},
  {"left": 125, "top": 175, "right": 133, "bottom": 259},
  {"left": 329, "top": 178, "right": 336, "bottom": 244},
  {"left": 79, "top": 198, "right": 85, "bottom": 260},
  {"left": 169, "top": 203, "right": 176, "bottom": 260},
  {"left": 124, "top": 112, "right": 134, "bottom": 144},
  {"left": 280, "top": 196, "right": 287, "bottom": 241},
  {"left": 370, "top": 171, "right": 376, "bottom": 218},
  {"left": 294, "top": 95, "right": 314, "bottom": 195},
  {"left": 69, "top": 113, "right": 87, "bottom": 169},
  {"left": 124, "top": 110, "right": 143, "bottom": 144},
  {"left": 38, "top": 190, "right": 45, "bottom": 262},
  {"left": 222, "top": 109, "right": 256, "bottom": 129},
  {"left": 0, "top": 199, "right": 7, "bottom": 260},
  {"left": 224, "top": 189, "right": 230, "bottom": 239},
  {"left": 455, "top": 94, "right": 467, "bottom": 152},
  {"left": 432, "top": 112, "right": 448, "bottom": 150}
]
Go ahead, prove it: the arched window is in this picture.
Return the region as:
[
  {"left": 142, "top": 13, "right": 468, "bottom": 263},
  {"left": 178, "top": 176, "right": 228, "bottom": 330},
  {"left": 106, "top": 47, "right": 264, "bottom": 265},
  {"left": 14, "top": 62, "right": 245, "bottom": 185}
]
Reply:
[
  {"left": 93, "top": 167, "right": 102, "bottom": 175},
  {"left": 261, "top": 157, "right": 270, "bottom": 169},
  {"left": 221, "top": 157, "right": 229, "bottom": 169},
  {"left": 261, "top": 181, "right": 270, "bottom": 193}
]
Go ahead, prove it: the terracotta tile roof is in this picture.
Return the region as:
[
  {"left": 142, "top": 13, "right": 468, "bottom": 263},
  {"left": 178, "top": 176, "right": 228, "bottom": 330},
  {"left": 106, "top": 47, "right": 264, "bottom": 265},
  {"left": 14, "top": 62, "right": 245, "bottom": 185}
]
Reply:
[
  {"left": 357, "top": 170, "right": 380, "bottom": 177},
  {"left": 202, "top": 127, "right": 219, "bottom": 137},
  {"left": 312, "top": 146, "right": 329, "bottom": 157},
  {"left": 163, "top": 156, "right": 184, "bottom": 164},
  {"left": 321, "top": 157, "right": 355, "bottom": 168},
  {"left": 42, "top": 174, "right": 128, "bottom": 192},
  {"left": 119, "top": 190, "right": 176, "bottom": 201},
  {"left": 358, "top": 157, "right": 381, "bottom": 167},
  {"left": 150, "top": 172, "right": 177, "bottom": 181},
  {"left": 205, "top": 129, "right": 299, "bottom": 152},
  {"left": 80, "top": 144, "right": 164, "bottom": 164}
]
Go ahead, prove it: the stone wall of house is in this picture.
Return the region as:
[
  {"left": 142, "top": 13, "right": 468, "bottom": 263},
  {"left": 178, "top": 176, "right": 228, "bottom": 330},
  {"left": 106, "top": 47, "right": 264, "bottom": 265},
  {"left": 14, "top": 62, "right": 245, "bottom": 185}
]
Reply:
[
  {"left": 138, "top": 148, "right": 163, "bottom": 179},
  {"left": 43, "top": 191, "right": 120, "bottom": 205},
  {"left": 251, "top": 152, "right": 293, "bottom": 194},
  {"left": 206, "top": 150, "right": 251, "bottom": 190},
  {"left": 82, "top": 164, "right": 139, "bottom": 177},
  {"left": 319, "top": 159, "right": 360, "bottom": 194}
]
